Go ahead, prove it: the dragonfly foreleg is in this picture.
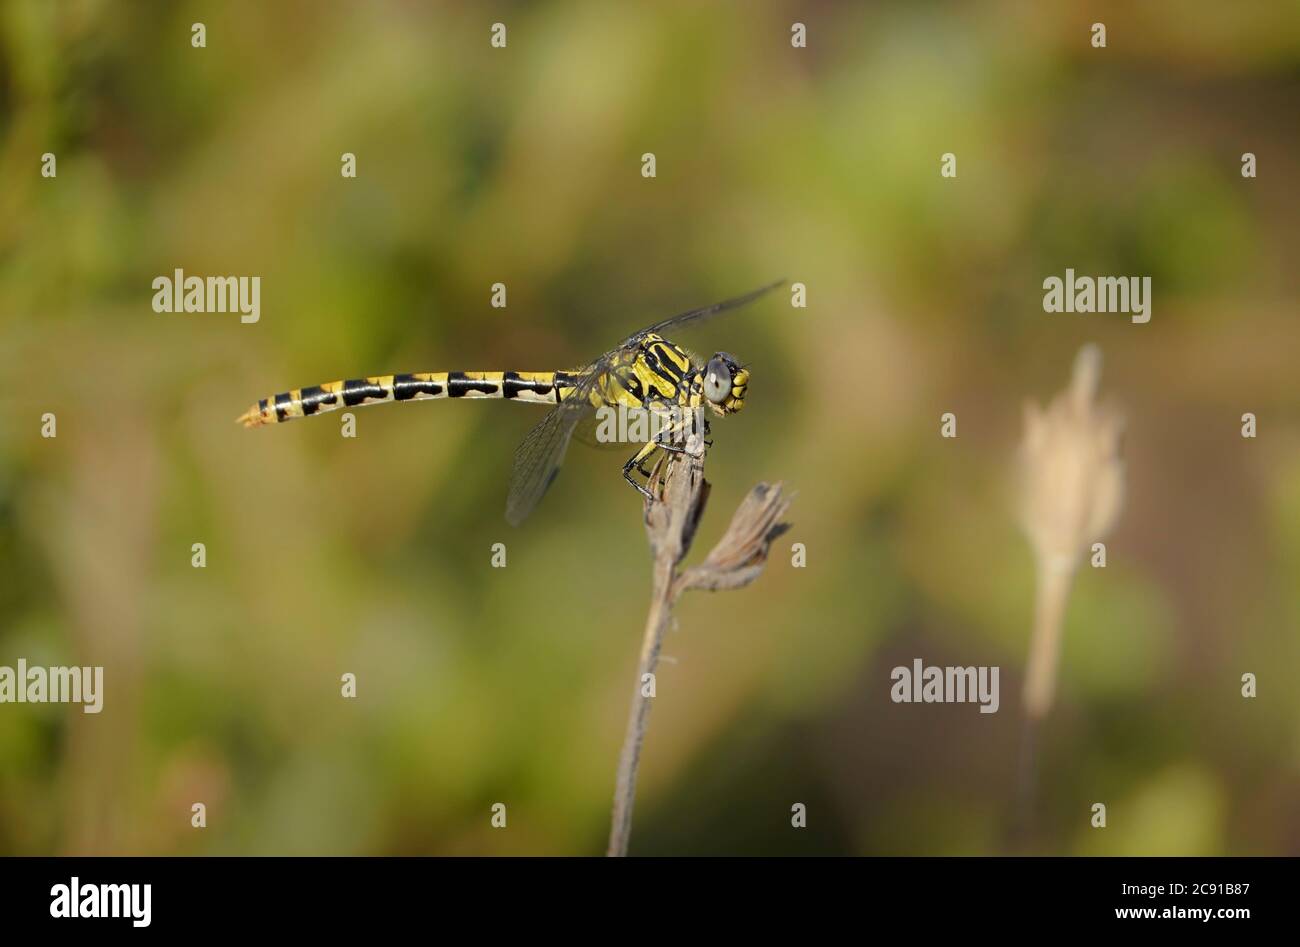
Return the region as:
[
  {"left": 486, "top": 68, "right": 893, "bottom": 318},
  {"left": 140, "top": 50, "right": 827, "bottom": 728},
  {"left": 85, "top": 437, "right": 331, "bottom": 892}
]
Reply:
[
  {"left": 622, "top": 442, "right": 659, "bottom": 500},
  {"left": 621, "top": 410, "right": 709, "bottom": 500},
  {"left": 644, "top": 423, "right": 692, "bottom": 460}
]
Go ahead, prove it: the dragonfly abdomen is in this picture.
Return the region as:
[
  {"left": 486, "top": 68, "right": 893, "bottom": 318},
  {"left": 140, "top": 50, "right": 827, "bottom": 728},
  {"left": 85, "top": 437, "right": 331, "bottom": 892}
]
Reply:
[{"left": 238, "top": 370, "right": 577, "bottom": 427}]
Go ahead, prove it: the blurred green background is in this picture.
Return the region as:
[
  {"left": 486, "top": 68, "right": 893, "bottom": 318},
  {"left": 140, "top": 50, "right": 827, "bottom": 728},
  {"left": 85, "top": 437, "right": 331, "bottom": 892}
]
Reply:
[{"left": 1, "top": 0, "right": 1297, "bottom": 855}]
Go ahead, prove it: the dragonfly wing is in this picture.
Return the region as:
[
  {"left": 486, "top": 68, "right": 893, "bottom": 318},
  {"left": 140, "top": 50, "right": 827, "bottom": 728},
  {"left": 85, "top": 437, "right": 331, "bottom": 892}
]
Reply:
[
  {"left": 571, "top": 412, "right": 630, "bottom": 451},
  {"left": 505, "top": 374, "right": 599, "bottom": 525},
  {"left": 620, "top": 279, "right": 784, "bottom": 347}
]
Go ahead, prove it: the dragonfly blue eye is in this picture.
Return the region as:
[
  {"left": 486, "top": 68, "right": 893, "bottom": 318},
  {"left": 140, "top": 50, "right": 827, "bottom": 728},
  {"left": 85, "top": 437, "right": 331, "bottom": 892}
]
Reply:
[{"left": 703, "top": 357, "right": 732, "bottom": 404}]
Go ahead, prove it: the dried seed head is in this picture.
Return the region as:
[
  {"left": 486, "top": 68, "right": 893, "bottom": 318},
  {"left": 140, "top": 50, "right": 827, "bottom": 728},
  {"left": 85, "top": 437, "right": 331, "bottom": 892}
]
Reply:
[{"left": 1016, "top": 344, "right": 1125, "bottom": 574}]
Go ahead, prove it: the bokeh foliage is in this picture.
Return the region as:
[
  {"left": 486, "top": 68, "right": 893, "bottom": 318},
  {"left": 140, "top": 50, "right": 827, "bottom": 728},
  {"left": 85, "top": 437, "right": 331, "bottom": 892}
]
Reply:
[{"left": 0, "top": 1, "right": 1297, "bottom": 855}]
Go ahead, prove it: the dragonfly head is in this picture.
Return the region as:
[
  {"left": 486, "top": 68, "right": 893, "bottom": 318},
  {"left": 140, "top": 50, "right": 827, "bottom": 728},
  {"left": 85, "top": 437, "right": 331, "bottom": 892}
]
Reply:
[{"left": 701, "top": 352, "right": 748, "bottom": 416}]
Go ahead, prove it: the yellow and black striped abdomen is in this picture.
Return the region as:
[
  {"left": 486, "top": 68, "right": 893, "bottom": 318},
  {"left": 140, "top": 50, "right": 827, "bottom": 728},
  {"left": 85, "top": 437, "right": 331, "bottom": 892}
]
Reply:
[{"left": 238, "top": 370, "right": 577, "bottom": 427}]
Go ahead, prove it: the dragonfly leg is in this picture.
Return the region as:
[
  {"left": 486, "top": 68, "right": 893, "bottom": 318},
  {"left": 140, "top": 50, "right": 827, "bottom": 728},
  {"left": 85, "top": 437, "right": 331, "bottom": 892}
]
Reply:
[
  {"left": 622, "top": 442, "right": 659, "bottom": 500},
  {"left": 651, "top": 412, "right": 700, "bottom": 454}
]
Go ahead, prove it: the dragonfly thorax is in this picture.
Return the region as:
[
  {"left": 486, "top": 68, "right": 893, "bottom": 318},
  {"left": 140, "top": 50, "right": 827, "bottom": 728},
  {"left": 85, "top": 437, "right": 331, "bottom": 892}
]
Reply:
[{"left": 598, "top": 335, "right": 747, "bottom": 418}]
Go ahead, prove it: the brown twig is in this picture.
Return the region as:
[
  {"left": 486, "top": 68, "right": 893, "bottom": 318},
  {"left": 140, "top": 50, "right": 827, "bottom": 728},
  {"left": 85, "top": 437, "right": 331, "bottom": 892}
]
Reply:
[{"left": 606, "top": 436, "right": 791, "bottom": 857}]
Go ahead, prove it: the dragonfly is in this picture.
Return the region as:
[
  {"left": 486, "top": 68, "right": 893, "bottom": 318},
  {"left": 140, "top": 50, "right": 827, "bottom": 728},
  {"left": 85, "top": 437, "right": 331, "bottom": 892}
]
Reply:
[{"left": 238, "top": 280, "right": 782, "bottom": 525}]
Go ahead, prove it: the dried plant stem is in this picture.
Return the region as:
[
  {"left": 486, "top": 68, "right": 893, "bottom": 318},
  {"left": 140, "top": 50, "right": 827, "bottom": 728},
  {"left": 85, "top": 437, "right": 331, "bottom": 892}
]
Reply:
[
  {"left": 1013, "top": 714, "right": 1039, "bottom": 825},
  {"left": 1010, "top": 558, "right": 1076, "bottom": 850},
  {"left": 606, "top": 443, "right": 791, "bottom": 857},
  {"left": 607, "top": 558, "right": 674, "bottom": 857},
  {"left": 1011, "top": 343, "right": 1125, "bottom": 850},
  {"left": 1023, "top": 559, "right": 1075, "bottom": 722}
]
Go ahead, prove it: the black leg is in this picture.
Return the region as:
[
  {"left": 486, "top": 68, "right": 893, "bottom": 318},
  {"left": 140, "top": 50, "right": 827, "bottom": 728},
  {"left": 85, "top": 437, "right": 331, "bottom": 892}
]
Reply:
[{"left": 622, "top": 453, "right": 655, "bottom": 500}]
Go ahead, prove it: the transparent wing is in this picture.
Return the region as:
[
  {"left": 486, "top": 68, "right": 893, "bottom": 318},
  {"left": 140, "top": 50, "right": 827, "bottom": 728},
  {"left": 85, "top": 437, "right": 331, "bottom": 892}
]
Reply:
[
  {"left": 570, "top": 400, "right": 684, "bottom": 451},
  {"left": 505, "top": 369, "right": 601, "bottom": 525},
  {"left": 618, "top": 279, "right": 784, "bottom": 348},
  {"left": 571, "top": 412, "right": 632, "bottom": 451}
]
